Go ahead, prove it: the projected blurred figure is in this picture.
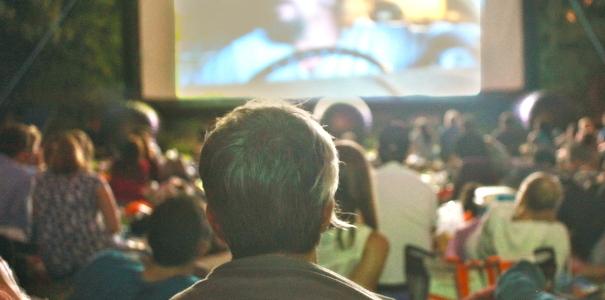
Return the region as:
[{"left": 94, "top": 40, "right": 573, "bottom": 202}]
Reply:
[{"left": 182, "top": 0, "right": 480, "bottom": 85}]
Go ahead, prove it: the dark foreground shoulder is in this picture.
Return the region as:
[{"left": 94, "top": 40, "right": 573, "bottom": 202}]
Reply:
[{"left": 171, "top": 255, "right": 392, "bottom": 300}]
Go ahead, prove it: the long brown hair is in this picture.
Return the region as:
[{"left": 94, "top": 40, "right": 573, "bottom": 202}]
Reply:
[
  {"left": 43, "top": 132, "right": 86, "bottom": 174},
  {"left": 335, "top": 140, "right": 377, "bottom": 249}
]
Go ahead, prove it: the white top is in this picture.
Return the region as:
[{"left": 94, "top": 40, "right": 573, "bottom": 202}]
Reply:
[
  {"left": 374, "top": 162, "right": 438, "bottom": 284},
  {"left": 317, "top": 224, "right": 373, "bottom": 278},
  {"left": 465, "top": 203, "right": 570, "bottom": 274}
]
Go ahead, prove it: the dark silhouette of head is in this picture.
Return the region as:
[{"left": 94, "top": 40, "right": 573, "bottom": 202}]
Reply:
[
  {"left": 378, "top": 121, "right": 410, "bottom": 164},
  {"left": 147, "top": 195, "right": 212, "bottom": 266}
]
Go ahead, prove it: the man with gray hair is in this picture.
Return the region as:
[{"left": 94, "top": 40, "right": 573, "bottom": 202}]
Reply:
[{"left": 173, "top": 100, "right": 389, "bottom": 299}]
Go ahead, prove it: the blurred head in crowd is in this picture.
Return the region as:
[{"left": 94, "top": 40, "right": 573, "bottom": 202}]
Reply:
[
  {"left": 533, "top": 148, "right": 556, "bottom": 168},
  {"left": 443, "top": 109, "right": 461, "bottom": 129},
  {"left": 576, "top": 117, "right": 597, "bottom": 147},
  {"left": 455, "top": 118, "right": 488, "bottom": 159},
  {"left": 147, "top": 195, "right": 212, "bottom": 267},
  {"left": 198, "top": 100, "right": 341, "bottom": 259},
  {"left": 111, "top": 134, "right": 147, "bottom": 179},
  {"left": 515, "top": 172, "right": 562, "bottom": 216},
  {"left": 317, "top": 101, "right": 369, "bottom": 143},
  {"left": 43, "top": 132, "right": 87, "bottom": 174},
  {"left": 557, "top": 142, "right": 599, "bottom": 173},
  {"left": 378, "top": 121, "right": 410, "bottom": 164},
  {"left": 498, "top": 112, "right": 517, "bottom": 131},
  {"left": 67, "top": 129, "right": 95, "bottom": 171},
  {"left": 459, "top": 182, "right": 482, "bottom": 218},
  {"left": 0, "top": 123, "right": 41, "bottom": 166}
]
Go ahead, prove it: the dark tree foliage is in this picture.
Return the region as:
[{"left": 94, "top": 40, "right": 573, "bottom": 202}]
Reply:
[
  {"left": 0, "top": 0, "right": 124, "bottom": 123},
  {"left": 536, "top": 0, "right": 605, "bottom": 114}
]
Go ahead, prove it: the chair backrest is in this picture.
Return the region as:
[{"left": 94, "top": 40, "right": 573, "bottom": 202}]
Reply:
[
  {"left": 533, "top": 247, "right": 557, "bottom": 290},
  {"left": 405, "top": 245, "right": 434, "bottom": 300},
  {"left": 450, "top": 256, "right": 514, "bottom": 298}
]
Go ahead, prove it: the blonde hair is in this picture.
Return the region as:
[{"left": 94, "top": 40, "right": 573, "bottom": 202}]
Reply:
[
  {"left": 516, "top": 172, "right": 563, "bottom": 212},
  {"left": 44, "top": 132, "right": 86, "bottom": 174}
]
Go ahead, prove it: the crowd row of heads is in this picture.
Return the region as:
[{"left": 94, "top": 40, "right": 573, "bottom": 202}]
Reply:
[{"left": 0, "top": 123, "right": 155, "bottom": 176}]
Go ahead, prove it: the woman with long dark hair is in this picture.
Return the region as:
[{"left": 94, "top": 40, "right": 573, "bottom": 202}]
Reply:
[{"left": 318, "top": 140, "right": 389, "bottom": 291}]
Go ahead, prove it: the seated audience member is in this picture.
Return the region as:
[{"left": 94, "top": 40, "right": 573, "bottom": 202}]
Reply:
[
  {"left": 575, "top": 117, "right": 597, "bottom": 147},
  {"left": 0, "top": 124, "right": 41, "bottom": 242},
  {"left": 374, "top": 122, "right": 437, "bottom": 298},
  {"left": 504, "top": 149, "right": 556, "bottom": 189},
  {"left": 409, "top": 116, "right": 437, "bottom": 162},
  {"left": 0, "top": 124, "right": 41, "bottom": 282},
  {"left": 526, "top": 120, "right": 556, "bottom": 153},
  {"left": 314, "top": 99, "right": 372, "bottom": 145},
  {"left": 67, "top": 128, "right": 96, "bottom": 171},
  {"left": 109, "top": 134, "right": 152, "bottom": 206},
  {"left": 492, "top": 112, "right": 527, "bottom": 157},
  {"left": 466, "top": 172, "right": 570, "bottom": 274},
  {"left": 439, "top": 109, "right": 462, "bottom": 162},
  {"left": 33, "top": 132, "right": 121, "bottom": 279},
  {"left": 556, "top": 142, "right": 605, "bottom": 261},
  {"left": 453, "top": 119, "right": 499, "bottom": 197},
  {"left": 318, "top": 140, "right": 389, "bottom": 291},
  {"left": 445, "top": 182, "right": 484, "bottom": 259},
  {"left": 173, "top": 101, "right": 387, "bottom": 300},
  {"left": 70, "top": 196, "right": 211, "bottom": 300}
]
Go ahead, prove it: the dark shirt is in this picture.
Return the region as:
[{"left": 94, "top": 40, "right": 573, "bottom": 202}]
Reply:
[
  {"left": 71, "top": 250, "right": 198, "bottom": 300},
  {"left": 557, "top": 176, "right": 605, "bottom": 260},
  {"left": 172, "top": 254, "right": 391, "bottom": 300},
  {"left": 492, "top": 127, "right": 526, "bottom": 157},
  {"left": 495, "top": 261, "right": 557, "bottom": 300}
]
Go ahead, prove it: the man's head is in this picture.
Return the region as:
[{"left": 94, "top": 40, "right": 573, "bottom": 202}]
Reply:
[
  {"left": 499, "top": 112, "right": 516, "bottom": 131},
  {"left": 378, "top": 121, "right": 409, "bottom": 164},
  {"left": 557, "top": 142, "right": 599, "bottom": 172},
  {"left": 198, "top": 100, "right": 340, "bottom": 258},
  {"left": 443, "top": 109, "right": 461, "bottom": 129},
  {"left": 516, "top": 172, "right": 562, "bottom": 213},
  {"left": 0, "top": 123, "right": 41, "bottom": 165},
  {"left": 147, "top": 196, "right": 212, "bottom": 267}
]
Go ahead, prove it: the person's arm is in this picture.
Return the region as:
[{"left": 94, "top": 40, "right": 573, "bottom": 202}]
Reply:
[
  {"left": 348, "top": 231, "right": 389, "bottom": 291},
  {"left": 97, "top": 178, "right": 121, "bottom": 234},
  {"left": 0, "top": 257, "right": 30, "bottom": 300}
]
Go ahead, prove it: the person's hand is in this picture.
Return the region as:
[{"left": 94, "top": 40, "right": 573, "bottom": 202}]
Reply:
[{"left": 0, "top": 257, "right": 29, "bottom": 300}]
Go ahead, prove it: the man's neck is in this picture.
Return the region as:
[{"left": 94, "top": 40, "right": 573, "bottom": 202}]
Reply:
[
  {"left": 281, "top": 249, "right": 317, "bottom": 264},
  {"left": 141, "top": 259, "right": 195, "bottom": 283}
]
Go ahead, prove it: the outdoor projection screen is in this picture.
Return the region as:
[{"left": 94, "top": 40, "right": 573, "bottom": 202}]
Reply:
[{"left": 139, "top": 0, "right": 524, "bottom": 100}]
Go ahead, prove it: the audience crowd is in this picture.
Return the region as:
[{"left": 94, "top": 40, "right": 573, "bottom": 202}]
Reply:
[{"left": 2, "top": 98, "right": 605, "bottom": 299}]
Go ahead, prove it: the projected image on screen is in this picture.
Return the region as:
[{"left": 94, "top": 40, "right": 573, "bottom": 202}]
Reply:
[{"left": 175, "top": 0, "right": 481, "bottom": 98}]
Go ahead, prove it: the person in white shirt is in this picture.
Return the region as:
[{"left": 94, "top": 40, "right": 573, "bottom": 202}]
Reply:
[
  {"left": 374, "top": 122, "right": 438, "bottom": 297},
  {"left": 465, "top": 172, "right": 570, "bottom": 274}
]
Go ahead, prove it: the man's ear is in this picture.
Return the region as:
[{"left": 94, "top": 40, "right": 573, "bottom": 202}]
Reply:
[
  {"left": 320, "top": 199, "right": 335, "bottom": 233},
  {"left": 205, "top": 205, "right": 226, "bottom": 242},
  {"left": 13, "top": 151, "right": 30, "bottom": 165}
]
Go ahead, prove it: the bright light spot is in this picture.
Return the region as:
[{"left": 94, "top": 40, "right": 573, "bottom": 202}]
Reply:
[
  {"left": 566, "top": 9, "right": 577, "bottom": 23},
  {"left": 516, "top": 92, "right": 539, "bottom": 128}
]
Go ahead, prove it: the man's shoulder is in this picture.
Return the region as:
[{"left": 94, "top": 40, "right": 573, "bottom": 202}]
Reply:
[
  {"left": 0, "top": 156, "right": 34, "bottom": 181},
  {"left": 171, "top": 255, "right": 389, "bottom": 300}
]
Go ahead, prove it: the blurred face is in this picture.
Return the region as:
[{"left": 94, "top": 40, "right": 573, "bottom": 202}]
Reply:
[{"left": 578, "top": 118, "right": 596, "bottom": 135}]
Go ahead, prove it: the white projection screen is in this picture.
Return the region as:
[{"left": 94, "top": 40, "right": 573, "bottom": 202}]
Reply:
[{"left": 139, "top": 0, "right": 525, "bottom": 100}]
